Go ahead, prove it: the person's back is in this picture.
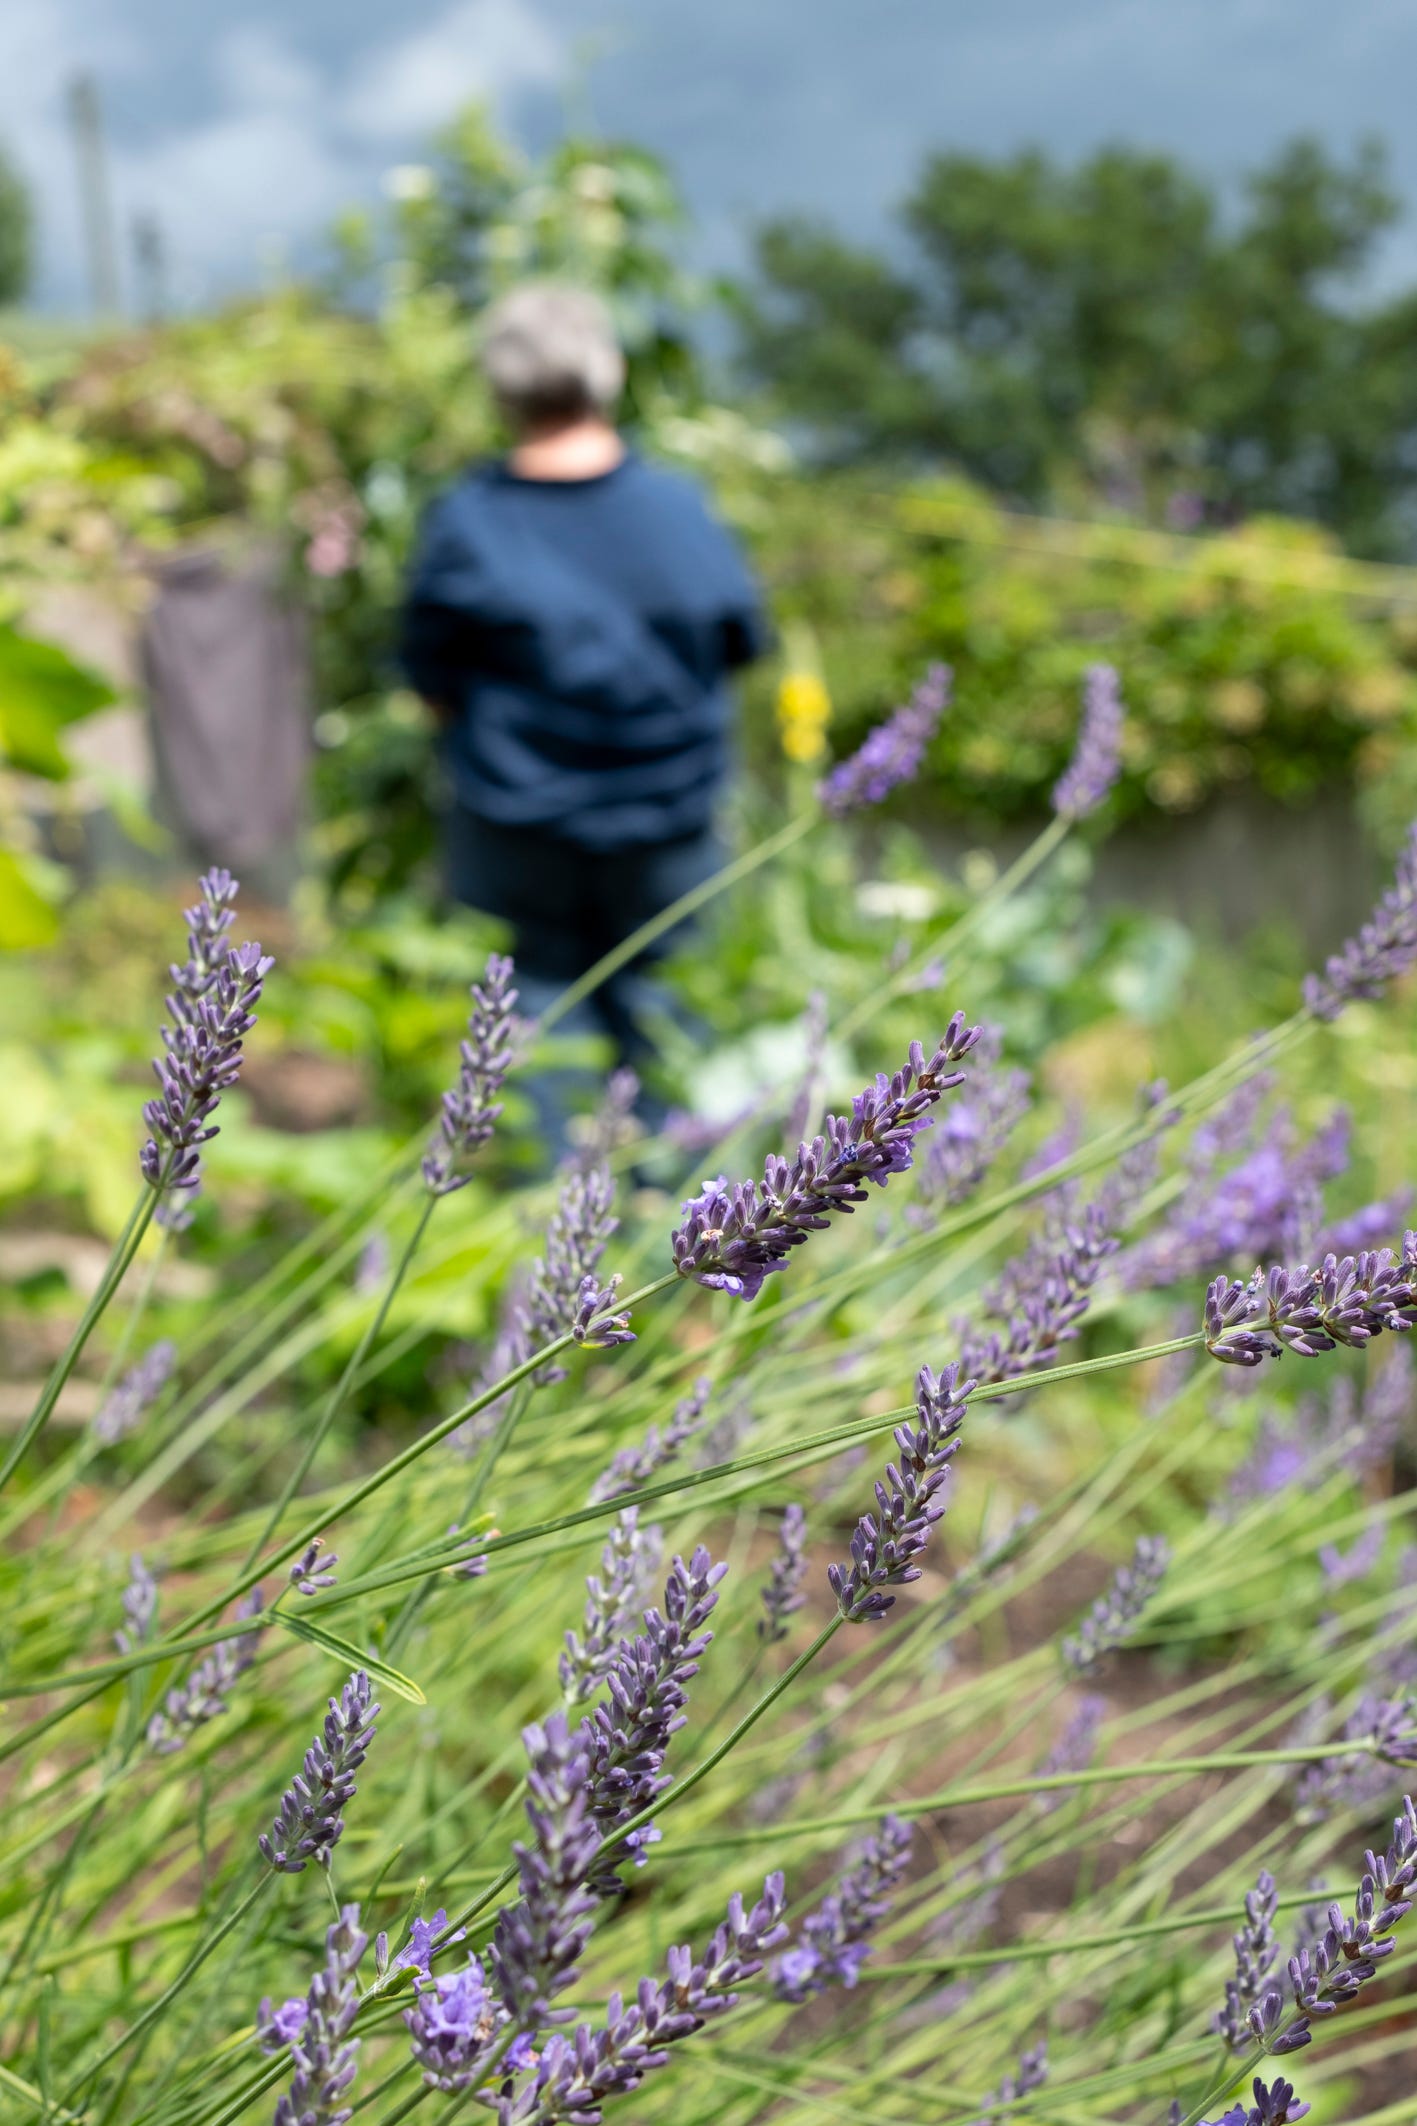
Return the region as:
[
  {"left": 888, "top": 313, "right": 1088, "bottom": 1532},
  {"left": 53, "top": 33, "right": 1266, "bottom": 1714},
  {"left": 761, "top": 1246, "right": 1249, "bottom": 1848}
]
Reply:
[
  {"left": 404, "top": 450, "right": 762, "bottom": 852},
  {"left": 400, "top": 282, "right": 767, "bottom": 1146}
]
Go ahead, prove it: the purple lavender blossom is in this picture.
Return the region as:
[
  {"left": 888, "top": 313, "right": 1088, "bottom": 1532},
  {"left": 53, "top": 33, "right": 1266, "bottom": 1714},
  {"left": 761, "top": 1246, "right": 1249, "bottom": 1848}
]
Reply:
[
  {"left": 405, "top": 1953, "right": 521, "bottom": 2092},
  {"left": 673, "top": 1019, "right": 982, "bottom": 1302},
  {"left": 1034, "top": 1693, "right": 1106, "bottom": 1812},
  {"left": 1121, "top": 1103, "right": 1351, "bottom": 1293},
  {"left": 140, "top": 870, "right": 272, "bottom": 1197},
  {"left": 1200, "top": 2079, "right": 1310, "bottom": 2125},
  {"left": 1293, "top": 1693, "right": 1417, "bottom": 1822},
  {"left": 259, "top": 1670, "right": 380, "bottom": 1872},
  {"left": 1061, "top": 1536, "right": 1169, "bottom": 1673},
  {"left": 589, "top": 1378, "right": 711, "bottom": 1504},
  {"left": 1052, "top": 661, "right": 1124, "bottom": 819},
  {"left": 579, "top": 1546, "right": 726, "bottom": 1882},
  {"left": 818, "top": 663, "right": 951, "bottom": 817},
  {"left": 1202, "top": 1234, "right": 1417, "bottom": 1368},
  {"left": 423, "top": 954, "right": 518, "bottom": 1194},
  {"left": 1304, "top": 821, "right": 1417, "bottom": 1021},
  {"left": 268, "top": 1903, "right": 366, "bottom": 2126},
  {"left": 1322, "top": 1190, "right": 1416, "bottom": 1257},
  {"left": 967, "top": 2041, "right": 1049, "bottom": 2125},
  {"left": 559, "top": 1510, "right": 663, "bottom": 1704},
  {"left": 115, "top": 1554, "right": 158, "bottom": 1655},
  {"left": 771, "top": 1813, "right": 913, "bottom": 2000},
  {"left": 959, "top": 1200, "right": 1118, "bottom": 1388},
  {"left": 829, "top": 1363, "right": 972, "bottom": 1623},
  {"left": 146, "top": 1588, "right": 265, "bottom": 1754},
  {"left": 915, "top": 1024, "right": 1031, "bottom": 1214},
  {"left": 1318, "top": 1524, "right": 1384, "bottom": 1588},
  {"left": 256, "top": 1995, "right": 309, "bottom": 2054},
  {"left": 490, "top": 1713, "right": 602, "bottom": 2035},
  {"left": 288, "top": 1538, "right": 339, "bottom": 1596},
  {"left": 92, "top": 1340, "right": 176, "bottom": 1447},
  {"left": 353, "top": 1233, "right": 390, "bottom": 1297},
  {"left": 385, "top": 1909, "right": 465, "bottom": 1983},
  {"left": 1247, "top": 1792, "right": 1417, "bottom": 2056},
  {"left": 496, "top": 1876, "right": 787, "bottom": 2126},
  {"left": 759, "top": 1503, "right": 808, "bottom": 1643},
  {"left": 1215, "top": 1870, "right": 1281, "bottom": 2049}
]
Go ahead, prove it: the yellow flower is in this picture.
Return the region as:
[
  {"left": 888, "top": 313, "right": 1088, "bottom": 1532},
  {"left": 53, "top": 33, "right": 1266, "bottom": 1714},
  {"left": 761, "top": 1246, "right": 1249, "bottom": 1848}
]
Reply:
[{"left": 776, "top": 669, "right": 832, "bottom": 765}]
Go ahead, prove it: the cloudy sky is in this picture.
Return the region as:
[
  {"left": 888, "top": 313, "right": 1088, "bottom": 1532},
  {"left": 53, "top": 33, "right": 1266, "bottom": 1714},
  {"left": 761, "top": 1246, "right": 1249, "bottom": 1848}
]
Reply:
[{"left": 7, "top": 0, "right": 1417, "bottom": 314}]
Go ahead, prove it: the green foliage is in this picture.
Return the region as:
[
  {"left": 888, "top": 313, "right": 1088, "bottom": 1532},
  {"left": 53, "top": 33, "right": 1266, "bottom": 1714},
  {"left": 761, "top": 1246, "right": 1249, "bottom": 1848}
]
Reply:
[
  {"left": 741, "top": 471, "right": 1417, "bottom": 833},
  {"left": 739, "top": 135, "right": 1417, "bottom": 555},
  {"left": 0, "top": 136, "right": 30, "bottom": 305}
]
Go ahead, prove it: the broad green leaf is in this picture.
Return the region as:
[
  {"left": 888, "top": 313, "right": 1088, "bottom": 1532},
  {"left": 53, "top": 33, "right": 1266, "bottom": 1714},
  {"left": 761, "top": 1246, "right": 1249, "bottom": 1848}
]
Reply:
[
  {"left": 0, "top": 626, "right": 119, "bottom": 780},
  {"left": 0, "top": 848, "right": 59, "bottom": 949},
  {"left": 277, "top": 1614, "right": 427, "bottom": 1705}
]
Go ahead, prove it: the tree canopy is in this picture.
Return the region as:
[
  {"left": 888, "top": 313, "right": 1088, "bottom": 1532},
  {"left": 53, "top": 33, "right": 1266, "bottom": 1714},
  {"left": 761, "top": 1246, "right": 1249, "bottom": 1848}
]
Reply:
[{"left": 737, "top": 136, "right": 1417, "bottom": 555}]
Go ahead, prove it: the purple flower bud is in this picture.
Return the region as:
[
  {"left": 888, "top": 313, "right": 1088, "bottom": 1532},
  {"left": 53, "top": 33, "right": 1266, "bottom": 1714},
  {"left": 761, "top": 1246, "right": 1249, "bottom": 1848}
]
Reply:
[
  {"left": 146, "top": 1587, "right": 265, "bottom": 1754},
  {"left": 267, "top": 1902, "right": 366, "bottom": 2126},
  {"left": 672, "top": 1020, "right": 982, "bottom": 1303},
  {"left": 1305, "top": 822, "right": 1417, "bottom": 1020},
  {"left": 288, "top": 1538, "right": 339, "bottom": 1596},
  {"left": 759, "top": 1503, "right": 808, "bottom": 1644},
  {"left": 771, "top": 1815, "right": 912, "bottom": 2000},
  {"left": 405, "top": 1954, "right": 502, "bottom": 2091},
  {"left": 1052, "top": 662, "right": 1124, "bottom": 819},
  {"left": 560, "top": 1509, "right": 663, "bottom": 1704},
  {"left": 115, "top": 1553, "right": 158, "bottom": 1655},
  {"left": 390, "top": 1909, "right": 465, "bottom": 1983},
  {"left": 1214, "top": 1869, "right": 1281, "bottom": 2050},
  {"left": 490, "top": 1713, "right": 602, "bottom": 2036},
  {"left": 1200, "top": 2079, "right": 1310, "bottom": 2126},
  {"left": 423, "top": 953, "right": 518, "bottom": 1195},
  {"left": 590, "top": 1379, "right": 711, "bottom": 1505},
  {"left": 256, "top": 1995, "right": 310, "bottom": 2055},
  {"left": 92, "top": 1340, "right": 176, "bottom": 1447},
  {"left": 1061, "top": 1536, "right": 1169, "bottom": 1673},
  {"left": 1203, "top": 1234, "right": 1417, "bottom": 1368},
  {"left": 817, "top": 664, "right": 950, "bottom": 817},
  {"left": 259, "top": 1670, "right": 380, "bottom": 1873},
  {"left": 829, "top": 1365, "right": 971, "bottom": 1623},
  {"left": 914, "top": 1025, "right": 1031, "bottom": 1215},
  {"left": 140, "top": 870, "right": 272, "bottom": 1200}
]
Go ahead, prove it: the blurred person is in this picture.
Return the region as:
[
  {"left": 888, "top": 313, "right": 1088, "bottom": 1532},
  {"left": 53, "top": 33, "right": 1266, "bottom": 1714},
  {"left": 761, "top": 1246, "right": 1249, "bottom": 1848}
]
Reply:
[{"left": 401, "top": 282, "right": 767, "bottom": 1150}]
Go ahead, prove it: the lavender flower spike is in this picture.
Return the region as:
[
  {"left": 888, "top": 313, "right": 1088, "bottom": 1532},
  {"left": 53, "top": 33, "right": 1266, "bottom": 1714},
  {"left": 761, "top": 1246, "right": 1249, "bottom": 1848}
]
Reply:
[
  {"left": 579, "top": 1545, "right": 727, "bottom": 1883},
  {"left": 490, "top": 1712, "right": 602, "bottom": 2035},
  {"left": 772, "top": 1814, "right": 913, "bottom": 1999},
  {"left": 590, "top": 1378, "right": 712, "bottom": 1504},
  {"left": 818, "top": 662, "right": 951, "bottom": 817},
  {"left": 673, "top": 1019, "right": 982, "bottom": 1303},
  {"left": 759, "top": 1503, "right": 808, "bottom": 1643},
  {"left": 1053, "top": 662, "right": 1125, "bottom": 820},
  {"left": 969, "top": 2042, "right": 1049, "bottom": 2126},
  {"left": 830, "top": 1363, "right": 972, "bottom": 1622},
  {"left": 140, "top": 869, "right": 272, "bottom": 1196},
  {"left": 406, "top": 1952, "right": 526, "bottom": 2091},
  {"left": 559, "top": 1509, "right": 663, "bottom": 1703},
  {"left": 1061, "top": 1536, "right": 1170, "bottom": 1673},
  {"left": 92, "top": 1340, "right": 176, "bottom": 1447},
  {"left": 424, "top": 952, "right": 518, "bottom": 1194},
  {"left": 1215, "top": 1869, "right": 1281, "bottom": 2049},
  {"left": 498, "top": 1875, "right": 787, "bottom": 2126},
  {"left": 1304, "top": 820, "right": 1417, "bottom": 1020},
  {"left": 1200, "top": 2079, "right": 1310, "bottom": 2126},
  {"left": 146, "top": 1588, "right": 265, "bottom": 1753},
  {"left": 267, "top": 1902, "right": 367, "bottom": 2126},
  {"left": 259, "top": 1670, "right": 380, "bottom": 1872},
  {"left": 116, "top": 1554, "right": 158, "bottom": 1655},
  {"left": 1261, "top": 1792, "right": 1417, "bottom": 2055},
  {"left": 1203, "top": 1235, "right": 1417, "bottom": 1368}
]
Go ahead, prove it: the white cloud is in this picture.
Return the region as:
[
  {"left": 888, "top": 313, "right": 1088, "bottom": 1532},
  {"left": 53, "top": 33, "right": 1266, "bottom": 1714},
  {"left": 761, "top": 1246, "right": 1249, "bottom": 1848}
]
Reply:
[
  {"left": 341, "top": 0, "right": 561, "bottom": 143},
  {"left": 0, "top": 0, "right": 563, "bottom": 308}
]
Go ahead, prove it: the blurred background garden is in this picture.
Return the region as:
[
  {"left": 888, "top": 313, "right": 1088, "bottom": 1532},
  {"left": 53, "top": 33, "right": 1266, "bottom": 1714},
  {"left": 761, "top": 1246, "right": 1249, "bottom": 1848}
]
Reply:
[{"left": 4, "top": 8, "right": 1417, "bottom": 2125}]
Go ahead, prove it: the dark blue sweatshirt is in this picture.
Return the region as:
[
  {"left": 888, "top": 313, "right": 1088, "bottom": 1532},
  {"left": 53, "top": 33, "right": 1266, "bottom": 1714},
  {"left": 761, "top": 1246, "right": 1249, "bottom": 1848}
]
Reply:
[{"left": 400, "top": 453, "right": 768, "bottom": 852}]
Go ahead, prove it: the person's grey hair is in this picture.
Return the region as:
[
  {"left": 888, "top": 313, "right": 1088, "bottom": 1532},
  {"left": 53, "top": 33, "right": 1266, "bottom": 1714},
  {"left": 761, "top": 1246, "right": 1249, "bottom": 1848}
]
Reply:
[{"left": 480, "top": 283, "right": 626, "bottom": 425}]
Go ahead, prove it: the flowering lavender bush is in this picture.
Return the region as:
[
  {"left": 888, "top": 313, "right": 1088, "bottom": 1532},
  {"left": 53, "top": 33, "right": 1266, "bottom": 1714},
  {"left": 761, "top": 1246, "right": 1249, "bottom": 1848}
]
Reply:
[{"left": 5, "top": 768, "right": 1417, "bottom": 2126}]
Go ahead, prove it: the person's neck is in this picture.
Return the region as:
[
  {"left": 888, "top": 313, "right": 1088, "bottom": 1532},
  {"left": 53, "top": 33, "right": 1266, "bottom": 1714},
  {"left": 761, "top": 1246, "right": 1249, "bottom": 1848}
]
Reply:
[{"left": 509, "top": 417, "right": 626, "bottom": 482}]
